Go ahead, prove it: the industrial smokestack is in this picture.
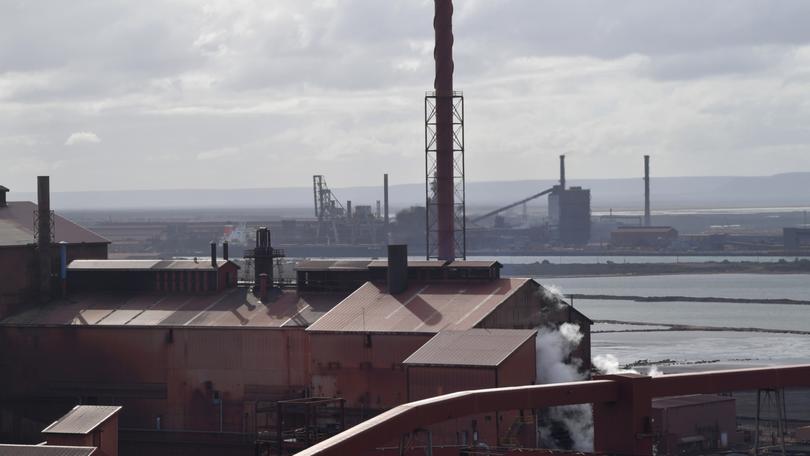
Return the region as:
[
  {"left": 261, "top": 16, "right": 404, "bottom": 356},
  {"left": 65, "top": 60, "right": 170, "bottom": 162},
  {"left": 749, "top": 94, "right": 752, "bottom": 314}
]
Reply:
[
  {"left": 346, "top": 200, "right": 352, "bottom": 220},
  {"left": 644, "top": 155, "right": 651, "bottom": 227},
  {"left": 37, "top": 176, "right": 52, "bottom": 303},
  {"left": 387, "top": 244, "right": 408, "bottom": 295},
  {"left": 383, "top": 174, "right": 389, "bottom": 229},
  {"left": 223, "top": 241, "right": 229, "bottom": 261},
  {"left": 0, "top": 185, "right": 8, "bottom": 207},
  {"left": 559, "top": 155, "right": 566, "bottom": 190},
  {"left": 210, "top": 242, "right": 217, "bottom": 267},
  {"left": 435, "top": 0, "right": 455, "bottom": 261}
]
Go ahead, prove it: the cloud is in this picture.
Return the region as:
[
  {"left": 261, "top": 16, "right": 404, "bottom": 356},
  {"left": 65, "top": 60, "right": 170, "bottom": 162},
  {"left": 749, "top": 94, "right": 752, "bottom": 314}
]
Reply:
[
  {"left": 196, "top": 146, "right": 238, "bottom": 160},
  {"left": 64, "top": 131, "right": 101, "bottom": 146},
  {"left": 1, "top": 1, "right": 810, "bottom": 191}
]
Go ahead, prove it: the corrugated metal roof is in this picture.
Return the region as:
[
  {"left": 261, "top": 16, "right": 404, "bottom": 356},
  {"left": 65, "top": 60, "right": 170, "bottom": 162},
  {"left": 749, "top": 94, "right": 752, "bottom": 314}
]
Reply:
[
  {"left": 403, "top": 328, "right": 536, "bottom": 367},
  {"left": 42, "top": 405, "right": 121, "bottom": 434},
  {"left": 68, "top": 259, "right": 236, "bottom": 271},
  {"left": 652, "top": 394, "right": 735, "bottom": 409},
  {"left": 447, "top": 260, "right": 502, "bottom": 269},
  {"left": 1, "top": 288, "right": 345, "bottom": 328},
  {"left": 0, "top": 445, "right": 96, "bottom": 456},
  {"left": 367, "top": 260, "right": 447, "bottom": 268},
  {"left": 306, "top": 278, "right": 530, "bottom": 334},
  {"left": 0, "top": 201, "right": 109, "bottom": 247},
  {"left": 295, "top": 260, "right": 372, "bottom": 271}
]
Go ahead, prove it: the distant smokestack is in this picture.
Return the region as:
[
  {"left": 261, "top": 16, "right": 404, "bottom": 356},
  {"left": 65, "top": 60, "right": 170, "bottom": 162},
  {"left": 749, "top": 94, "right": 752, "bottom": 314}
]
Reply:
[
  {"left": 210, "top": 241, "right": 217, "bottom": 268},
  {"left": 346, "top": 200, "right": 352, "bottom": 219},
  {"left": 387, "top": 244, "right": 408, "bottom": 295},
  {"left": 0, "top": 185, "right": 8, "bottom": 207},
  {"left": 376, "top": 200, "right": 381, "bottom": 219},
  {"left": 644, "top": 155, "right": 651, "bottom": 227},
  {"left": 559, "top": 155, "right": 566, "bottom": 190},
  {"left": 259, "top": 273, "right": 269, "bottom": 302},
  {"left": 223, "top": 241, "right": 229, "bottom": 261},
  {"left": 384, "top": 174, "right": 390, "bottom": 230},
  {"left": 37, "top": 176, "right": 52, "bottom": 303}
]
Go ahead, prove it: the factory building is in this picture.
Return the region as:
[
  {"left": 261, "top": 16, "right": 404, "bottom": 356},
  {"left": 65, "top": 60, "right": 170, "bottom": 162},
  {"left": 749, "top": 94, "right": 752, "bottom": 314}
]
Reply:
[
  {"left": 0, "top": 181, "right": 109, "bottom": 320},
  {"left": 652, "top": 395, "right": 739, "bottom": 455},
  {"left": 548, "top": 186, "right": 591, "bottom": 246},
  {"left": 403, "top": 329, "right": 538, "bottom": 447},
  {"left": 611, "top": 226, "right": 679, "bottom": 249},
  {"left": 0, "top": 236, "right": 590, "bottom": 454},
  {"left": 783, "top": 227, "right": 810, "bottom": 252}
]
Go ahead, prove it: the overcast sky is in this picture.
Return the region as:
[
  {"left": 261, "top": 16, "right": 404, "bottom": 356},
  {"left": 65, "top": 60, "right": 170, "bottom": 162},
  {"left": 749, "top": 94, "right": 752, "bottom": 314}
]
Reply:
[{"left": 2, "top": 0, "right": 810, "bottom": 192}]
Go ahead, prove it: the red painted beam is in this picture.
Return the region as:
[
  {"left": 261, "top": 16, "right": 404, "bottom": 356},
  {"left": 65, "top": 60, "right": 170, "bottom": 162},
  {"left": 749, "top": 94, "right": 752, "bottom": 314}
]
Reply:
[
  {"left": 297, "top": 380, "right": 618, "bottom": 456},
  {"left": 649, "top": 364, "right": 810, "bottom": 398}
]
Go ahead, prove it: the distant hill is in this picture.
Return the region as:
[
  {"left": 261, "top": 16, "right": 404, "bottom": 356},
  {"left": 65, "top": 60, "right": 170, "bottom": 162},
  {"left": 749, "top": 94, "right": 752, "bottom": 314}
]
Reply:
[{"left": 8, "top": 172, "right": 810, "bottom": 213}]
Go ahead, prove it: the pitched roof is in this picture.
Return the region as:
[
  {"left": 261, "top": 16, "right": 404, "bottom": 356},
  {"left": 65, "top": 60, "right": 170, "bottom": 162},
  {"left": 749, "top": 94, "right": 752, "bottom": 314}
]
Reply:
[
  {"left": 42, "top": 405, "right": 121, "bottom": 434},
  {"left": 1, "top": 288, "right": 345, "bottom": 328},
  {"left": 403, "top": 328, "right": 536, "bottom": 367},
  {"left": 306, "top": 278, "right": 530, "bottom": 334},
  {"left": 0, "top": 445, "right": 96, "bottom": 456},
  {"left": 0, "top": 201, "right": 109, "bottom": 247},
  {"left": 68, "top": 259, "right": 237, "bottom": 271}
]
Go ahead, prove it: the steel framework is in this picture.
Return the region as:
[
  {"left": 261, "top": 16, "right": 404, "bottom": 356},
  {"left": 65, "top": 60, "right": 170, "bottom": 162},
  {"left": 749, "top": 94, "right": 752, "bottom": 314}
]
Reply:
[
  {"left": 425, "top": 92, "right": 465, "bottom": 260},
  {"left": 313, "top": 175, "right": 344, "bottom": 244}
]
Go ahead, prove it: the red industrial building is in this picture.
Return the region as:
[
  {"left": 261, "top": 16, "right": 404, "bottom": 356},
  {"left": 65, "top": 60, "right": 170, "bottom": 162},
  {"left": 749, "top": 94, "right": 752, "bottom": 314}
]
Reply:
[
  {"left": 0, "top": 183, "right": 109, "bottom": 319},
  {"left": 0, "top": 224, "right": 590, "bottom": 455},
  {"left": 610, "top": 226, "right": 679, "bottom": 249},
  {"left": 651, "top": 394, "right": 739, "bottom": 455}
]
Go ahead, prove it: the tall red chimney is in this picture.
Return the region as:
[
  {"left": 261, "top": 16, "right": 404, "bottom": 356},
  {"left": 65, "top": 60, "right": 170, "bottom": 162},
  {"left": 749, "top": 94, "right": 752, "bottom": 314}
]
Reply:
[{"left": 434, "top": 0, "right": 455, "bottom": 261}]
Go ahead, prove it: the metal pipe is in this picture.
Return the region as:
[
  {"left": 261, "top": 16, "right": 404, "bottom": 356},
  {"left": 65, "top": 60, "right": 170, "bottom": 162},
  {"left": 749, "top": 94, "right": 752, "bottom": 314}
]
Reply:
[
  {"left": 223, "top": 241, "right": 229, "bottom": 261},
  {"left": 210, "top": 241, "right": 217, "bottom": 268},
  {"left": 644, "top": 155, "right": 651, "bottom": 226},
  {"left": 435, "top": 0, "right": 455, "bottom": 261},
  {"left": 37, "top": 176, "right": 52, "bottom": 303},
  {"left": 559, "top": 155, "right": 566, "bottom": 190}
]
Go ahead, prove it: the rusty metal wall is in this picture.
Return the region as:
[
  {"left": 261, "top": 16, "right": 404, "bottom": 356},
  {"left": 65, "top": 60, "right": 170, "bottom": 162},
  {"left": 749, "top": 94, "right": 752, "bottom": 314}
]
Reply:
[
  {"left": 309, "top": 333, "right": 431, "bottom": 410},
  {"left": 0, "top": 325, "right": 310, "bottom": 437},
  {"left": 497, "top": 337, "right": 536, "bottom": 388}
]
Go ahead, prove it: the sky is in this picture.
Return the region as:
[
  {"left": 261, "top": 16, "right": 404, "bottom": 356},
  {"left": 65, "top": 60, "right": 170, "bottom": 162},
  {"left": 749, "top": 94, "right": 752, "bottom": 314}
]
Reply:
[{"left": 2, "top": 0, "right": 810, "bottom": 192}]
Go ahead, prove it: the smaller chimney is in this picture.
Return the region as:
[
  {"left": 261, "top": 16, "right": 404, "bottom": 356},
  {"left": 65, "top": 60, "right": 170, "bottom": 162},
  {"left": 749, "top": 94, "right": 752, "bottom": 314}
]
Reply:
[
  {"left": 210, "top": 242, "right": 217, "bottom": 268},
  {"left": 0, "top": 185, "right": 8, "bottom": 207},
  {"left": 223, "top": 241, "right": 229, "bottom": 261},
  {"left": 259, "top": 273, "right": 269, "bottom": 302},
  {"left": 346, "top": 200, "right": 352, "bottom": 219},
  {"left": 383, "top": 174, "right": 389, "bottom": 230},
  {"left": 37, "top": 176, "right": 52, "bottom": 303},
  {"left": 559, "top": 155, "right": 566, "bottom": 190},
  {"left": 644, "top": 155, "right": 651, "bottom": 227},
  {"left": 387, "top": 244, "right": 408, "bottom": 295}
]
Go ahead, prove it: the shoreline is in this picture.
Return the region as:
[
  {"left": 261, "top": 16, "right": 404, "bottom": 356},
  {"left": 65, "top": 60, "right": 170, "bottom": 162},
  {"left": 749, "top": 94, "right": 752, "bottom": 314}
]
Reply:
[{"left": 503, "top": 260, "right": 810, "bottom": 277}]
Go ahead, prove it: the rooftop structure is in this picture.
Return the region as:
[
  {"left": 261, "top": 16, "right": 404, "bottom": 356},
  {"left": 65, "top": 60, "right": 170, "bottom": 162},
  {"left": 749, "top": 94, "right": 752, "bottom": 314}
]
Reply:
[
  {"left": 307, "top": 278, "right": 530, "bottom": 334},
  {"left": 403, "top": 328, "right": 536, "bottom": 367},
  {"left": 2, "top": 288, "right": 345, "bottom": 328},
  {"left": 0, "top": 445, "right": 96, "bottom": 456},
  {"left": 42, "top": 406, "right": 121, "bottom": 435},
  {"left": 0, "top": 201, "right": 109, "bottom": 247}
]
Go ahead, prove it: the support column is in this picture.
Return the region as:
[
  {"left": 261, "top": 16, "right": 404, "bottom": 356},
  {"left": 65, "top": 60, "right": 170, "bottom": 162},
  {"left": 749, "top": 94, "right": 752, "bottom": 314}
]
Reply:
[{"left": 593, "top": 374, "right": 653, "bottom": 456}]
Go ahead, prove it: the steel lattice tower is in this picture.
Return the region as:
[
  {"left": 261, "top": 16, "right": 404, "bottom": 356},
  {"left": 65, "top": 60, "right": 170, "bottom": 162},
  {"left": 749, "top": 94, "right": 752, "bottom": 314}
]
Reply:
[{"left": 425, "top": 0, "right": 465, "bottom": 261}]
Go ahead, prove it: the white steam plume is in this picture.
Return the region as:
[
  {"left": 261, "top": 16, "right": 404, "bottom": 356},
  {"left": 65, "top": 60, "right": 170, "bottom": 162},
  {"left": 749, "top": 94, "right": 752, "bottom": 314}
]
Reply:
[
  {"left": 593, "top": 354, "right": 664, "bottom": 377},
  {"left": 535, "top": 322, "right": 592, "bottom": 452}
]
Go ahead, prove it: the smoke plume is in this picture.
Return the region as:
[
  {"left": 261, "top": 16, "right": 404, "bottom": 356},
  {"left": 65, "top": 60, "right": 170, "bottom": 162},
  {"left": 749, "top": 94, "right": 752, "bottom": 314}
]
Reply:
[{"left": 535, "top": 322, "right": 592, "bottom": 452}]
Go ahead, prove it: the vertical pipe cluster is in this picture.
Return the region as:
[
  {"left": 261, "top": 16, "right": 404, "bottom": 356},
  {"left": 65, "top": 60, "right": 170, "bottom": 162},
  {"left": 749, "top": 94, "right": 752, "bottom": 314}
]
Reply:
[
  {"left": 434, "top": 0, "right": 455, "bottom": 261},
  {"left": 644, "top": 155, "right": 651, "bottom": 226},
  {"left": 37, "top": 176, "right": 51, "bottom": 303}
]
